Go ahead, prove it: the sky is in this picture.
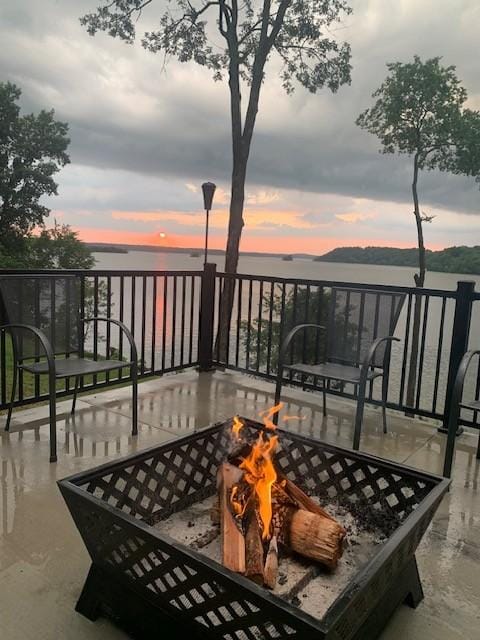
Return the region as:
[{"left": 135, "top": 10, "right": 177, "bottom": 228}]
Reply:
[{"left": 1, "top": 0, "right": 479, "bottom": 254}]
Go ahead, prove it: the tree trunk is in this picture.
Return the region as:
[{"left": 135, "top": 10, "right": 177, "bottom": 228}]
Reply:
[
  {"left": 406, "top": 154, "right": 425, "bottom": 410},
  {"left": 216, "top": 34, "right": 269, "bottom": 362}
]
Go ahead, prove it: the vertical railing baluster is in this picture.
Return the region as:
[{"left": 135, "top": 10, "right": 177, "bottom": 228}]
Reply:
[
  {"left": 17, "top": 279, "right": 25, "bottom": 401},
  {"left": 118, "top": 276, "right": 124, "bottom": 381},
  {"left": 266, "top": 282, "right": 275, "bottom": 376},
  {"left": 141, "top": 275, "right": 147, "bottom": 375},
  {"left": 235, "top": 278, "right": 242, "bottom": 368},
  {"left": 246, "top": 279, "right": 253, "bottom": 370},
  {"left": 399, "top": 292, "right": 412, "bottom": 407},
  {"left": 171, "top": 276, "right": 177, "bottom": 368},
  {"left": 188, "top": 276, "right": 195, "bottom": 364},
  {"left": 277, "top": 283, "right": 287, "bottom": 378},
  {"left": 289, "top": 284, "right": 298, "bottom": 379},
  {"left": 314, "top": 286, "right": 324, "bottom": 364},
  {"left": 106, "top": 276, "right": 112, "bottom": 385},
  {"left": 151, "top": 276, "right": 157, "bottom": 373},
  {"left": 415, "top": 295, "right": 429, "bottom": 411},
  {"left": 302, "top": 285, "right": 311, "bottom": 363},
  {"left": 93, "top": 276, "right": 99, "bottom": 387},
  {"left": 34, "top": 278, "right": 41, "bottom": 398},
  {"left": 255, "top": 280, "right": 263, "bottom": 371},
  {"left": 0, "top": 329, "right": 5, "bottom": 407},
  {"left": 432, "top": 296, "right": 446, "bottom": 415},
  {"left": 130, "top": 275, "right": 136, "bottom": 348},
  {"left": 162, "top": 276, "right": 168, "bottom": 371},
  {"left": 215, "top": 276, "right": 223, "bottom": 364},
  {"left": 80, "top": 276, "right": 86, "bottom": 390},
  {"left": 180, "top": 275, "right": 186, "bottom": 365}
]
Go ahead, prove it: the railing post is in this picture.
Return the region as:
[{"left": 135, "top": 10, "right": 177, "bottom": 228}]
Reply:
[
  {"left": 198, "top": 263, "right": 216, "bottom": 371},
  {"left": 440, "top": 280, "right": 475, "bottom": 433}
]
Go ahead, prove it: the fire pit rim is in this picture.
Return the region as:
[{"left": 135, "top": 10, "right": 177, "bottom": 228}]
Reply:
[{"left": 58, "top": 418, "right": 450, "bottom": 637}]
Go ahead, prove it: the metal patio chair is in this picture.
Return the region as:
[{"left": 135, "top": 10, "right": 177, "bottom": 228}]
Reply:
[
  {"left": 0, "top": 275, "right": 138, "bottom": 463},
  {"left": 274, "top": 287, "right": 406, "bottom": 450},
  {"left": 443, "top": 349, "right": 480, "bottom": 478}
]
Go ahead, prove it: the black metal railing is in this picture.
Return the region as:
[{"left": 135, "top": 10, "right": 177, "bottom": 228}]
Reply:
[
  {"left": 1, "top": 265, "right": 478, "bottom": 432},
  {"left": 211, "top": 268, "right": 479, "bottom": 430},
  {"left": 0, "top": 269, "right": 202, "bottom": 409}
]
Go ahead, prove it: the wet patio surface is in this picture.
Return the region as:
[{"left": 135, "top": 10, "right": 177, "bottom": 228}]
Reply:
[{"left": 1, "top": 370, "right": 479, "bottom": 639}]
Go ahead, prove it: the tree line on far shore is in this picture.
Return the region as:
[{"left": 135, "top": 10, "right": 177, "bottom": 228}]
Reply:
[{"left": 315, "top": 245, "right": 480, "bottom": 275}]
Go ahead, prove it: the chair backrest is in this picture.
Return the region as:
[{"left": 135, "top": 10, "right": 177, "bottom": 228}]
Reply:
[
  {"left": 327, "top": 287, "right": 406, "bottom": 368},
  {"left": 0, "top": 275, "right": 81, "bottom": 361}
]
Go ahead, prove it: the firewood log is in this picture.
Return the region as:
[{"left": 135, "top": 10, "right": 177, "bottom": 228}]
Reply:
[
  {"left": 245, "top": 510, "right": 264, "bottom": 584},
  {"left": 281, "top": 476, "right": 335, "bottom": 522},
  {"left": 264, "top": 535, "right": 279, "bottom": 589},
  {"left": 287, "top": 508, "right": 345, "bottom": 570},
  {"left": 219, "top": 462, "right": 245, "bottom": 574}
]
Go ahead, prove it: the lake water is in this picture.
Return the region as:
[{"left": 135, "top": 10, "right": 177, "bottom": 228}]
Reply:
[
  {"left": 91, "top": 250, "right": 480, "bottom": 420},
  {"left": 93, "top": 250, "right": 480, "bottom": 292}
]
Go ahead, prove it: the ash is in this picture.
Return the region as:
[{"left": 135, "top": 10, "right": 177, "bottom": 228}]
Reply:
[{"left": 152, "top": 495, "right": 385, "bottom": 621}]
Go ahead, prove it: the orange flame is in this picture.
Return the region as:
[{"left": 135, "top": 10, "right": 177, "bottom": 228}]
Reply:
[
  {"left": 229, "top": 404, "right": 284, "bottom": 540},
  {"left": 239, "top": 432, "right": 278, "bottom": 539},
  {"left": 258, "top": 403, "right": 283, "bottom": 430},
  {"left": 232, "top": 415, "right": 244, "bottom": 440}
]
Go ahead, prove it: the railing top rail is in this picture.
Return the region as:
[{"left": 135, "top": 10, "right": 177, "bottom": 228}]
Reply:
[
  {"left": 0, "top": 269, "right": 203, "bottom": 277},
  {"left": 216, "top": 271, "right": 461, "bottom": 298}
]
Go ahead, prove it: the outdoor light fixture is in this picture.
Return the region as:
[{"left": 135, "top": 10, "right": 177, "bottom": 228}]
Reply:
[{"left": 202, "top": 181, "right": 216, "bottom": 265}]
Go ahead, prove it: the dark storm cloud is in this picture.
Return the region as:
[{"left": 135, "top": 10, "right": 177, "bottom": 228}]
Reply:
[{"left": 1, "top": 0, "right": 479, "bottom": 216}]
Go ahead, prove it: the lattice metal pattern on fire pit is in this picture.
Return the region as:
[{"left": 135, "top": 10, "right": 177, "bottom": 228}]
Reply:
[{"left": 59, "top": 419, "right": 449, "bottom": 640}]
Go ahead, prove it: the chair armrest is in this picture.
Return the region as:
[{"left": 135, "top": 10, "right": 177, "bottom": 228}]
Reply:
[
  {"left": 81, "top": 317, "right": 138, "bottom": 363},
  {"left": 443, "top": 349, "right": 480, "bottom": 477},
  {"left": 0, "top": 323, "right": 55, "bottom": 372},
  {"left": 361, "top": 336, "right": 400, "bottom": 371},
  {"left": 453, "top": 350, "right": 480, "bottom": 391},
  {"left": 278, "top": 323, "right": 326, "bottom": 372}
]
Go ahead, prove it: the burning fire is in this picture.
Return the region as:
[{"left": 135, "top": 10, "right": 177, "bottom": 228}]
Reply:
[
  {"left": 230, "top": 404, "right": 286, "bottom": 541},
  {"left": 232, "top": 415, "right": 244, "bottom": 440}
]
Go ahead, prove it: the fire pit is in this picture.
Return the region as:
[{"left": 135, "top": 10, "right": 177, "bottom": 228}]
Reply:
[{"left": 58, "top": 418, "right": 449, "bottom": 639}]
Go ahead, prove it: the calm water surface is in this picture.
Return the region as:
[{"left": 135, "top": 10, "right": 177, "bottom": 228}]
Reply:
[{"left": 93, "top": 250, "right": 480, "bottom": 291}]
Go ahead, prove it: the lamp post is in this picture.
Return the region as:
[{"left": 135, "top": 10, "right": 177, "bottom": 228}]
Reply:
[{"left": 202, "top": 182, "right": 216, "bottom": 265}]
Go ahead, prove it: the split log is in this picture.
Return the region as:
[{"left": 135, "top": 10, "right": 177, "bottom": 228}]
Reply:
[
  {"left": 288, "top": 509, "right": 345, "bottom": 570},
  {"left": 282, "top": 477, "right": 335, "bottom": 522},
  {"left": 219, "top": 462, "right": 245, "bottom": 574},
  {"left": 264, "top": 535, "right": 279, "bottom": 589},
  {"left": 245, "top": 510, "right": 264, "bottom": 584}
]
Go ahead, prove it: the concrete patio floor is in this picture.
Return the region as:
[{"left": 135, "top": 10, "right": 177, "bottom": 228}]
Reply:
[{"left": 1, "top": 370, "right": 479, "bottom": 640}]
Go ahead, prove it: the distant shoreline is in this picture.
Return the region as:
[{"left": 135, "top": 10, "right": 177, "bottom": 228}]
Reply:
[{"left": 87, "top": 243, "right": 480, "bottom": 276}]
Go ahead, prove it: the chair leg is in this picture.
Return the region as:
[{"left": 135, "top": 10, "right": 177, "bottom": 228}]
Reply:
[
  {"left": 5, "top": 365, "right": 18, "bottom": 432},
  {"left": 477, "top": 431, "right": 480, "bottom": 460},
  {"left": 49, "top": 371, "right": 57, "bottom": 463},
  {"left": 71, "top": 376, "right": 80, "bottom": 415},
  {"left": 381, "top": 373, "right": 388, "bottom": 434},
  {"left": 353, "top": 371, "right": 368, "bottom": 451},
  {"left": 131, "top": 364, "right": 138, "bottom": 436},
  {"left": 322, "top": 380, "right": 327, "bottom": 417}
]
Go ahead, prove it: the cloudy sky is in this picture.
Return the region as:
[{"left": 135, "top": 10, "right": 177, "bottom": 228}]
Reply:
[{"left": 1, "top": 0, "right": 479, "bottom": 254}]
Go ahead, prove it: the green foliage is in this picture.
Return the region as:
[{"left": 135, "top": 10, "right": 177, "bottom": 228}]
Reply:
[
  {"left": 80, "top": 0, "right": 352, "bottom": 95},
  {"left": 356, "top": 56, "right": 480, "bottom": 175},
  {"left": 242, "top": 286, "right": 330, "bottom": 371},
  {"left": 0, "top": 82, "right": 70, "bottom": 244},
  {"left": 29, "top": 222, "right": 96, "bottom": 269},
  {"left": 316, "top": 245, "right": 480, "bottom": 275},
  {"left": 0, "top": 222, "right": 96, "bottom": 270}
]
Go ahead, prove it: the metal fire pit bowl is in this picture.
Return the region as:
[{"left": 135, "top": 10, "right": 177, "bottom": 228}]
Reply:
[{"left": 58, "top": 418, "right": 449, "bottom": 640}]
